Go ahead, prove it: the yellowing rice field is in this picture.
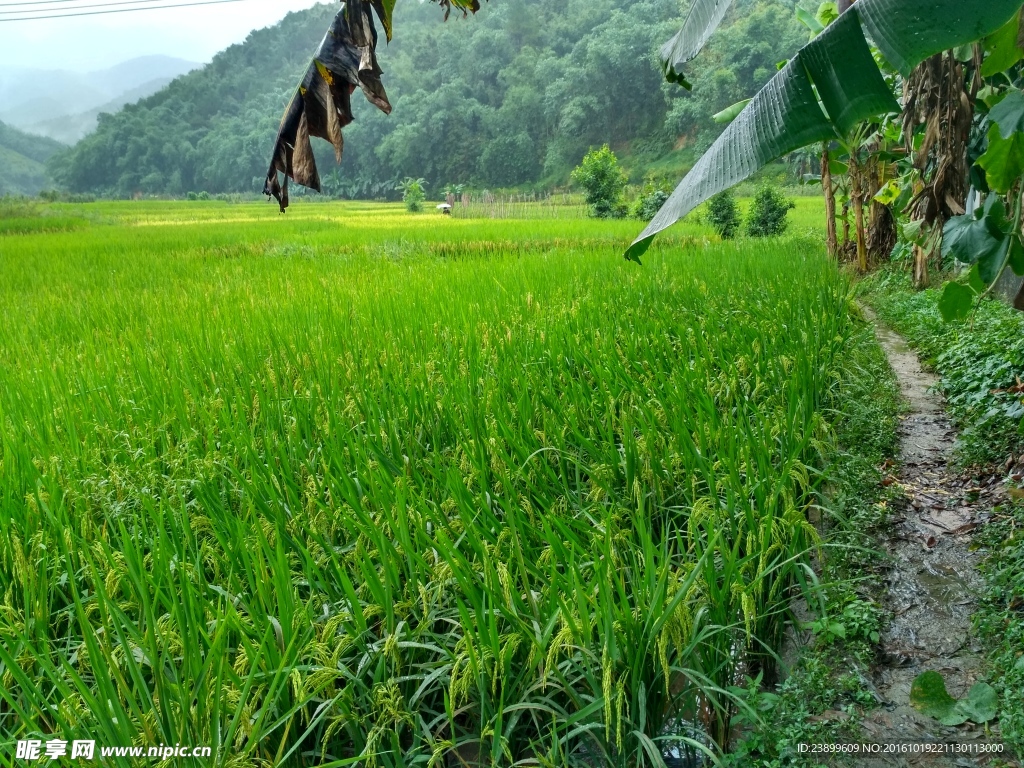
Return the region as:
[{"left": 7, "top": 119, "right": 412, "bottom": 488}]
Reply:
[{"left": 0, "top": 199, "right": 855, "bottom": 766}]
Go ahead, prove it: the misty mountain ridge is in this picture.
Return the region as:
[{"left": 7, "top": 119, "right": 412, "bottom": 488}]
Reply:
[
  {"left": 19, "top": 77, "right": 181, "bottom": 145},
  {"left": 0, "top": 55, "right": 199, "bottom": 141}
]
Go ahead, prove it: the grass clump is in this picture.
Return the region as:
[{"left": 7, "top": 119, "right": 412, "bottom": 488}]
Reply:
[{"left": 1, "top": 202, "right": 854, "bottom": 764}]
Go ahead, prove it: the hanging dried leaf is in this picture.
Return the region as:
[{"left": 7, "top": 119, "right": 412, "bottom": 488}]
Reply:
[
  {"left": 264, "top": 0, "right": 484, "bottom": 211},
  {"left": 264, "top": 0, "right": 392, "bottom": 212},
  {"left": 435, "top": 0, "right": 481, "bottom": 22}
]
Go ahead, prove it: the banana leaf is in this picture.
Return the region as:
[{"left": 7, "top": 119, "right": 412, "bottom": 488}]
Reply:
[
  {"left": 264, "top": 0, "right": 392, "bottom": 212},
  {"left": 799, "top": 9, "right": 899, "bottom": 138},
  {"left": 856, "top": 0, "right": 1021, "bottom": 77},
  {"left": 626, "top": 0, "right": 1024, "bottom": 261},
  {"left": 264, "top": 0, "right": 482, "bottom": 211},
  {"left": 660, "top": 0, "right": 735, "bottom": 87},
  {"left": 712, "top": 98, "right": 751, "bottom": 124},
  {"left": 631, "top": 59, "right": 836, "bottom": 262}
]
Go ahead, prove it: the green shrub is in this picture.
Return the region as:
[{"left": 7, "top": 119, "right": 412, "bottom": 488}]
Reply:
[
  {"left": 706, "top": 189, "right": 742, "bottom": 239},
  {"left": 400, "top": 177, "right": 427, "bottom": 212},
  {"left": 630, "top": 189, "right": 669, "bottom": 221},
  {"left": 746, "top": 183, "right": 795, "bottom": 237},
  {"left": 570, "top": 145, "right": 627, "bottom": 218},
  {"left": 187, "top": 191, "right": 199, "bottom": 201}
]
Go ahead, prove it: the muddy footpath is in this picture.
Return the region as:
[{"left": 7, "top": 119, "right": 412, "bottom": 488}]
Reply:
[{"left": 853, "top": 311, "right": 1015, "bottom": 767}]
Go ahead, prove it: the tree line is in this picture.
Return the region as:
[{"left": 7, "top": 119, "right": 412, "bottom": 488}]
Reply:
[{"left": 47, "top": 0, "right": 806, "bottom": 197}]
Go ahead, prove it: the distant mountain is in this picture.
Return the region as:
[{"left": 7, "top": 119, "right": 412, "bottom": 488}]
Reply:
[
  {"left": 22, "top": 77, "right": 180, "bottom": 145},
  {"left": 0, "top": 56, "right": 199, "bottom": 139},
  {"left": 0, "top": 120, "right": 65, "bottom": 195}
]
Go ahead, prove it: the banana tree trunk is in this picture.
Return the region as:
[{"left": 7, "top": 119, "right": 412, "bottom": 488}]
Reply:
[
  {"left": 902, "top": 49, "right": 978, "bottom": 289},
  {"left": 821, "top": 144, "right": 839, "bottom": 259},
  {"left": 865, "top": 146, "right": 897, "bottom": 261},
  {"left": 841, "top": 203, "right": 851, "bottom": 252},
  {"left": 850, "top": 156, "right": 869, "bottom": 272},
  {"left": 913, "top": 242, "right": 929, "bottom": 288}
]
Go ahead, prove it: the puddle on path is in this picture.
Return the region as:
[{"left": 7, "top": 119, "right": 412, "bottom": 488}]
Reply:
[{"left": 854, "top": 309, "right": 1007, "bottom": 767}]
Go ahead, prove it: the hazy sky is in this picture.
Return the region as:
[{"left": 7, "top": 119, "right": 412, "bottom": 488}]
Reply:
[{"left": 0, "top": 0, "right": 329, "bottom": 72}]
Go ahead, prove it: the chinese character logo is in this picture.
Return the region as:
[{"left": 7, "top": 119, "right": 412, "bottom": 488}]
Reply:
[{"left": 71, "top": 740, "right": 95, "bottom": 760}]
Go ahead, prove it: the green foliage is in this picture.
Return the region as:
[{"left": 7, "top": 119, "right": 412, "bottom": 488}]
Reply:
[
  {"left": 938, "top": 281, "right": 975, "bottom": 323},
  {"left": 815, "top": 1, "right": 839, "bottom": 28},
  {"left": 570, "top": 145, "right": 627, "bottom": 218},
  {"left": 0, "top": 120, "right": 65, "bottom": 165},
  {"left": 910, "top": 671, "right": 998, "bottom": 726},
  {"left": 981, "top": 10, "right": 1024, "bottom": 77},
  {"left": 745, "top": 183, "right": 795, "bottom": 237},
  {"left": 978, "top": 90, "right": 1024, "bottom": 193},
  {"left": 866, "top": 270, "right": 1024, "bottom": 466},
  {"left": 910, "top": 672, "right": 962, "bottom": 723},
  {"left": 942, "top": 197, "right": 1023, "bottom": 285},
  {"left": 0, "top": 120, "right": 66, "bottom": 196},
  {"left": 399, "top": 177, "right": 427, "bottom": 211},
  {"left": 706, "top": 189, "right": 742, "bottom": 239},
  {"left": 630, "top": 188, "right": 669, "bottom": 221},
  {"left": 974, "top": 499, "right": 1024, "bottom": 757},
  {"left": 938, "top": 89, "right": 1024, "bottom": 319}
]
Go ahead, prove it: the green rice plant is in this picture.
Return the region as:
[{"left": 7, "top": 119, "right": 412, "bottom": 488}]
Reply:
[{"left": 0, "top": 201, "right": 849, "bottom": 765}]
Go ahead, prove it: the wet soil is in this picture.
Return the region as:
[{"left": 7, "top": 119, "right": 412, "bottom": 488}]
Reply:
[{"left": 855, "top": 311, "right": 1010, "bottom": 767}]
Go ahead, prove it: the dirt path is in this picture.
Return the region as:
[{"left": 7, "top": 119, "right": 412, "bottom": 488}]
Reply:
[{"left": 855, "top": 311, "right": 1007, "bottom": 766}]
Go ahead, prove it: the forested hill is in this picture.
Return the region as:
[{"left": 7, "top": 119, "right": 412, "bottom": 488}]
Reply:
[
  {"left": 49, "top": 0, "right": 806, "bottom": 197},
  {"left": 1, "top": 120, "right": 65, "bottom": 196}
]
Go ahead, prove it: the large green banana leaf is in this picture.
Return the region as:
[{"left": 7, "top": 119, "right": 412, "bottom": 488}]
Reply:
[
  {"left": 660, "top": 0, "right": 735, "bottom": 87},
  {"left": 626, "top": 0, "right": 1024, "bottom": 261}
]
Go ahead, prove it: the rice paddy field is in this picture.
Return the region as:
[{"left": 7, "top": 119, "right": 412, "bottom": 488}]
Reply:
[{"left": 0, "top": 198, "right": 852, "bottom": 766}]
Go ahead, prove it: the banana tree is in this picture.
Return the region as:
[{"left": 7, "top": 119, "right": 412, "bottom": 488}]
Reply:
[
  {"left": 626, "top": 0, "right": 1024, "bottom": 262},
  {"left": 938, "top": 86, "right": 1024, "bottom": 320}
]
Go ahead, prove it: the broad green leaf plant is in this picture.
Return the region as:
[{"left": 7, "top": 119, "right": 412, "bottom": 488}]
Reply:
[
  {"left": 626, "top": 0, "right": 1024, "bottom": 262},
  {"left": 939, "top": 88, "right": 1024, "bottom": 320}
]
